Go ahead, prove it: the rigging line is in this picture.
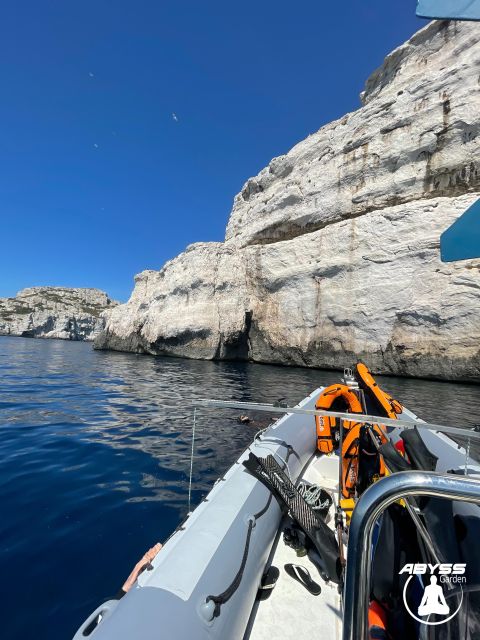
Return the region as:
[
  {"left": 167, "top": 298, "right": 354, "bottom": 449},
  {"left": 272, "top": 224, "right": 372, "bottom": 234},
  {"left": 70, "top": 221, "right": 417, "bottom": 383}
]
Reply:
[
  {"left": 465, "top": 438, "right": 471, "bottom": 477},
  {"left": 188, "top": 407, "right": 197, "bottom": 514},
  {"left": 196, "top": 399, "right": 480, "bottom": 442},
  {"left": 366, "top": 426, "right": 445, "bottom": 572}
]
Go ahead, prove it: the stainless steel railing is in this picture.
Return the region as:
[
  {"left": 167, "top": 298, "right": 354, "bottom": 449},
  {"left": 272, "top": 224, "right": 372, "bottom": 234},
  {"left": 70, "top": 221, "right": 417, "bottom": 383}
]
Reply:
[
  {"left": 197, "top": 398, "right": 480, "bottom": 442},
  {"left": 342, "top": 471, "right": 480, "bottom": 640}
]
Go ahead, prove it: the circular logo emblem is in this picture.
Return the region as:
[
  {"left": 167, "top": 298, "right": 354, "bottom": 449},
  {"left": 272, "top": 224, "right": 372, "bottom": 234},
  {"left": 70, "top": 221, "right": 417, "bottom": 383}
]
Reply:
[{"left": 400, "top": 564, "right": 466, "bottom": 626}]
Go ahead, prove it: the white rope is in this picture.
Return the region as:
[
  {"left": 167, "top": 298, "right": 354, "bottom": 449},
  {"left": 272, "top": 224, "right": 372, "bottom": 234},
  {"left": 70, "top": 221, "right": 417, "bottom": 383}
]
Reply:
[
  {"left": 298, "top": 482, "right": 331, "bottom": 511},
  {"left": 188, "top": 407, "right": 197, "bottom": 514}
]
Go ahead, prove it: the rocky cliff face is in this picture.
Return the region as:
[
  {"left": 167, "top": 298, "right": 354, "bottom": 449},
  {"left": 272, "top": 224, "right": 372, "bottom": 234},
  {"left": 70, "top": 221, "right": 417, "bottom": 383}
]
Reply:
[
  {"left": 0, "top": 287, "right": 117, "bottom": 341},
  {"left": 95, "top": 20, "right": 480, "bottom": 381}
]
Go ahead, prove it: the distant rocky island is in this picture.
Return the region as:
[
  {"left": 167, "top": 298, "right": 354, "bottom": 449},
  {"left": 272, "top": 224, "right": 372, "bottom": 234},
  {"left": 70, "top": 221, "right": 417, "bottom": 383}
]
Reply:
[
  {"left": 94, "top": 20, "right": 480, "bottom": 382},
  {"left": 0, "top": 287, "right": 117, "bottom": 341}
]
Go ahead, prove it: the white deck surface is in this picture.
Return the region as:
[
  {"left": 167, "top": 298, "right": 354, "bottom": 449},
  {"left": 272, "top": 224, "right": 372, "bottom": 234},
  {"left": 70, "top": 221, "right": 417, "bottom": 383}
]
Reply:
[{"left": 247, "top": 454, "right": 343, "bottom": 640}]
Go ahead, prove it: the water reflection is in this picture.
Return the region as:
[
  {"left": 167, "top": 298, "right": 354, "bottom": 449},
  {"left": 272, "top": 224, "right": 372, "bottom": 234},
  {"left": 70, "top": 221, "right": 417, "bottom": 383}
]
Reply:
[
  {"left": 0, "top": 336, "right": 479, "bottom": 640},
  {"left": 1, "top": 336, "right": 479, "bottom": 504}
]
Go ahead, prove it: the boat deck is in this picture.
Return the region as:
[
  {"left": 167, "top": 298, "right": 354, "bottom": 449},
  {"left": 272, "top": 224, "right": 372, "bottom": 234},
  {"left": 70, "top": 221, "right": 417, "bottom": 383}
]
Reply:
[{"left": 246, "top": 454, "right": 343, "bottom": 640}]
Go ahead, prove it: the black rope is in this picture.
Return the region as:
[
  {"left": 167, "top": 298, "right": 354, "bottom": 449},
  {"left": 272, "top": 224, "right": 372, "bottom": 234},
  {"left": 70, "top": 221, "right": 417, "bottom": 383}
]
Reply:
[
  {"left": 203, "top": 440, "right": 294, "bottom": 619},
  {"left": 284, "top": 443, "right": 299, "bottom": 464},
  {"left": 254, "top": 493, "right": 273, "bottom": 519},
  {"left": 206, "top": 519, "right": 254, "bottom": 618},
  {"left": 205, "top": 494, "right": 273, "bottom": 618},
  {"left": 257, "top": 438, "right": 300, "bottom": 465}
]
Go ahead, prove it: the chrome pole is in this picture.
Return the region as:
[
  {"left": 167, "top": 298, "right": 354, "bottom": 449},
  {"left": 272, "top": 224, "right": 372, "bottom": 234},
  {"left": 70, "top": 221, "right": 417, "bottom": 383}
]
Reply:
[
  {"left": 196, "top": 399, "right": 480, "bottom": 442},
  {"left": 342, "top": 471, "right": 480, "bottom": 640},
  {"left": 365, "top": 426, "right": 444, "bottom": 568}
]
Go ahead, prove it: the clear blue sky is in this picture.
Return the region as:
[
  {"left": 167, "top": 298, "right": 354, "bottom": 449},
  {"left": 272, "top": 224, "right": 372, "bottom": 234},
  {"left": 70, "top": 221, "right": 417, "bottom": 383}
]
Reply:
[{"left": 1, "top": 0, "right": 423, "bottom": 302}]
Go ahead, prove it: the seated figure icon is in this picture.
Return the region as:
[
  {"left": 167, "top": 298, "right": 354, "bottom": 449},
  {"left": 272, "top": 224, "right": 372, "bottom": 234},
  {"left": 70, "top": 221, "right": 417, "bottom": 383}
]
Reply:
[{"left": 418, "top": 575, "right": 450, "bottom": 617}]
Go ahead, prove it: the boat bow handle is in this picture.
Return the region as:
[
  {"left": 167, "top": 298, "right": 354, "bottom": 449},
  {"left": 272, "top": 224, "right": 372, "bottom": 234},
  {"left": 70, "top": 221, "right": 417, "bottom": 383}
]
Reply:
[{"left": 72, "top": 600, "right": 118, "bottom": 639}]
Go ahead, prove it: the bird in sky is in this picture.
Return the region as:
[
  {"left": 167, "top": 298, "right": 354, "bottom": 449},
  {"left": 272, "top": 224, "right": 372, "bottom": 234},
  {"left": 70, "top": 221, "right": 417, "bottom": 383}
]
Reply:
[
  {"left": 172, "top": 112, "right": 178, "bottom": 122},
  {"left": 89, "top": 72, "right": 94, "bottom": 78}
]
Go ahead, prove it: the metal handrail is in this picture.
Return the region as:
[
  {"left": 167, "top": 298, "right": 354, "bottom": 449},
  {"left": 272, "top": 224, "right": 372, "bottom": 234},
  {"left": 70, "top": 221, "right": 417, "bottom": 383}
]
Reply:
[
  {"left": 196, "top": 399, "right": 480, "bottom": 442},
  {"left": 342, "top": 471, "right": 480, "bottom": 640}
]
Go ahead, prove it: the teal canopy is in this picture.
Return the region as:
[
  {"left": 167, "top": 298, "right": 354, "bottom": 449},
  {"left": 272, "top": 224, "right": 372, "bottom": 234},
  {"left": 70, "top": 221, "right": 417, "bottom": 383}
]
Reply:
[
  {"left": 440, "top": 199, "right": 480, "bottom": 262},
  {"left": 416, "top": 0, "right": 480, "bottom": 20}
]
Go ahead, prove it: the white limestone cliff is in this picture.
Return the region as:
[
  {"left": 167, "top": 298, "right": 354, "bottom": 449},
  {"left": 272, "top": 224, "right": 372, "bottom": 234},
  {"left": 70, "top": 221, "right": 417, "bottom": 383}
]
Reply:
[
  {"left": 95, "top": 20, "right": 480, "bottom": 381},
  {"left": 0, "top": 287, "right": 118, "bottom": 341}
]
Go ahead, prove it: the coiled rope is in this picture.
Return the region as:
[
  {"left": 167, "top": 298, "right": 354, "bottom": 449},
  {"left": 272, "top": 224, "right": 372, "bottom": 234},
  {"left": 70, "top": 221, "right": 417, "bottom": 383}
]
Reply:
[{"left": 298, "top": 482, "right": 332, "bottom": 511}]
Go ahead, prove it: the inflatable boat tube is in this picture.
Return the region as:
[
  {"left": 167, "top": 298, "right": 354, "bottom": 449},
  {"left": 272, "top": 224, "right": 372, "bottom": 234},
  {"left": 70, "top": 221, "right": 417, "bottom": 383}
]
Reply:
[{"left": 73, "top": 390, "right": 320, "bottom": 640}]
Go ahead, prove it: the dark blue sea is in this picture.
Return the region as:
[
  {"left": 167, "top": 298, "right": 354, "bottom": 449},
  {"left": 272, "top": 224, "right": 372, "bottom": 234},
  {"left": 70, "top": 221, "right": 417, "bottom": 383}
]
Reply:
[{"left": 1, "top": 336, "right": 478, "bottom": 640}]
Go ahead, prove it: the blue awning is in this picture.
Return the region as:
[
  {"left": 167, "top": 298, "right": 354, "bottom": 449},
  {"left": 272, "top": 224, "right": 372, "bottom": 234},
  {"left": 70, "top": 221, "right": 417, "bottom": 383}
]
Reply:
[
  {"left": 416, "top": 0, "right": 480, "bottom": 20},
  {"left": 440, "top": 198, "right": 480, "bottom": 262}
]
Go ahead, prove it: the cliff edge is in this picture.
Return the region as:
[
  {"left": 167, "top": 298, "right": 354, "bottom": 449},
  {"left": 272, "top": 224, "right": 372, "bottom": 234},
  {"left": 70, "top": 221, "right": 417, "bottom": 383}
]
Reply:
[{"left": 95, "top": 21, "right": 480, "bottom": 381}]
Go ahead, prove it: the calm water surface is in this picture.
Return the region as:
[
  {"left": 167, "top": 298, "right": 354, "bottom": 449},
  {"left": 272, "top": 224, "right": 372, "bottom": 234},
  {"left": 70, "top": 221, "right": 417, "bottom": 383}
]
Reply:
[{"left": 0, "top": 336, "right": 479, "bottom": 640}]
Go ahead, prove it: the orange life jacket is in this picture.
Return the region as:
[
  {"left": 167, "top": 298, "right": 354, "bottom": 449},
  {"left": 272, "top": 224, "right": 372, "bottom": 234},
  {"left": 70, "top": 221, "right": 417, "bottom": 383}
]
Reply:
[
  {"left": 315, "top": 384, "right": 363, "bottom": 454},
  {"left": 341, "top": 422, "right": 387, "bottom": 499},
  {"left": 355, "top": 363, "right": 402, "bottom": 419},
  {"left": 368, "top": 600, "right": 388, "bottom": 639}
]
